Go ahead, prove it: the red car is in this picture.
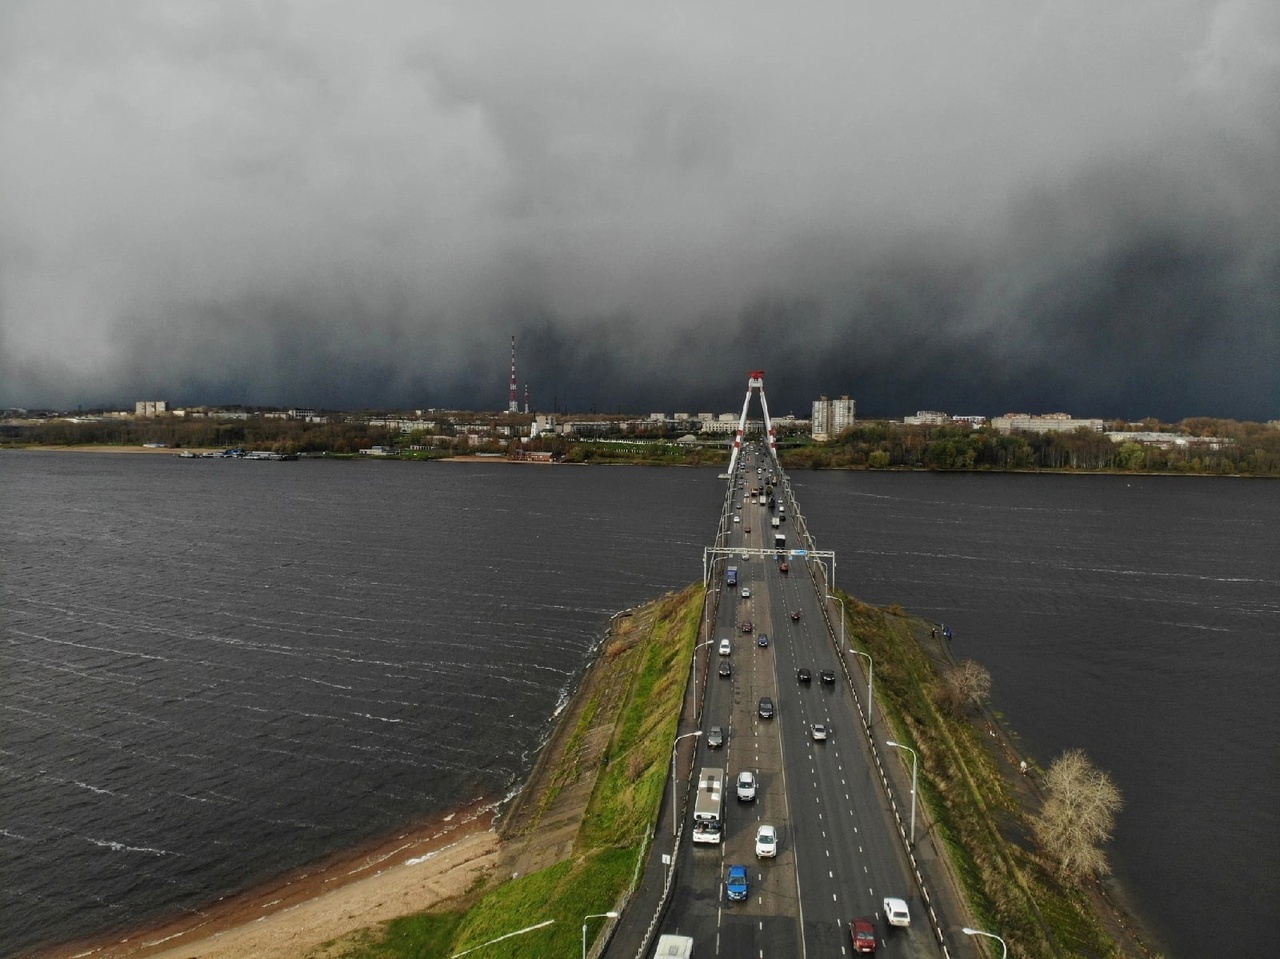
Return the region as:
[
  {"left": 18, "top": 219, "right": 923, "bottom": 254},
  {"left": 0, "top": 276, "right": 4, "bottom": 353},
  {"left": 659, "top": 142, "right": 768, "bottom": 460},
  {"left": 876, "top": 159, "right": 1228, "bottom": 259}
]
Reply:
[
  {"left": 850, "top": 918, "right": 877, "bottom": 953},
  {"left": 779, "top": 562, "right": 789, "bottom": 574},
  {"left": 741, "top": 620, "right": 753, "bottom": 633},
  {"left": 791, "top": 610, "right": 802, "bottom": 621}
]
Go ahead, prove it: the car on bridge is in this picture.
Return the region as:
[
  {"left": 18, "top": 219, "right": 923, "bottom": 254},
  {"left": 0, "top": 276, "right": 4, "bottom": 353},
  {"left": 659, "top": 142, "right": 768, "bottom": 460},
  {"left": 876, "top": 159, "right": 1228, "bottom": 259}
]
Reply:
[
  {"left": 791, "top": 609, "right": 802, "bottom": 621},
  {"left": 797, "top": 667, "right": 811, "bottom": 683},
  {"left": 811, "top": 723, "right": 828, "bottom": 741},
  {"left": 820, "top": 669, "right": 836, "bottom": 685},
  {"left": 718, "top": 660, "right": 732, "bottom": 678},
  {"left": 740, "top": 620, "right": 753, "bottom": 633},
  {"left": 718, "top": 638, "right": 731, "bottom": 655},
  {"left": 725, "top": 864, "right": 749, "bottom": 902},
  {"left": 736, "top": 770, "right": 757, "bottom": 801},
  {"left": 883, "top": 897, "right": 911, "bottom": 928},
  {"left": 849, "top": 917, "right": 878, "bottom": 953},
  {"left": 754, "top": 824, "right": 777, "bottom": 858},
  {"left": 740, "top": 586, "right": 751, "bottom": 598},
  {"left": 757, "top": 632, "right": 769, "bottom": 647},
  {"left": 706, "top": 726, "right": 725, "bottom": 748},
  {"left": 757, "top": 696, "right": 774, "bottom": 719}
]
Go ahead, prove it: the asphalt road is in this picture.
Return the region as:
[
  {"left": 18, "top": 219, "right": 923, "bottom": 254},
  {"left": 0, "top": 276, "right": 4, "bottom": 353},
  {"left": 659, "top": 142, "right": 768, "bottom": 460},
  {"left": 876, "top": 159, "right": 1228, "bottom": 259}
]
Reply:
[{"left": 656, "top": 452, "right": 945, "bottom": 959}]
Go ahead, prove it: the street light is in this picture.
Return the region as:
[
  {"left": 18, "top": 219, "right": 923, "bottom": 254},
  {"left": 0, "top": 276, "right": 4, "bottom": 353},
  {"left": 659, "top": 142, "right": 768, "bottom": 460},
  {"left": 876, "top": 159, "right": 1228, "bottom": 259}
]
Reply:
[
  {"left": 826, "top": 593, "right": 845, "bottom": 647},
  {"left": 962, "top": 927, "right": 1008, "bottom": 958},
  {"left": 691, "top": 637, "right": 714, "bottom": 705},
  {"left": 671, "top": 731, "right": 702, "bottom": 835},
  {"left": 885, "top": 740, "right": 918, "bottom": 845},
  {"left": 849, "top": 648, "right": 874, "bottom": 725},
  {"left": 582, "top": 911, "right": 619, "bottom": 959},
  {"left": 703, "top": 587, "right": 721, "bottom": 644}
]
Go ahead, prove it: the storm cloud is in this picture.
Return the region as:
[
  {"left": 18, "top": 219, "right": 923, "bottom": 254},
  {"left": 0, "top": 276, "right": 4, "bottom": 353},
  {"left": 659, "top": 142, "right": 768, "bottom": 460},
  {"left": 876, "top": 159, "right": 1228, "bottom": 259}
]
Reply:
[{"left": 2, "top": 1, "right": 1277, "bottom": 419}]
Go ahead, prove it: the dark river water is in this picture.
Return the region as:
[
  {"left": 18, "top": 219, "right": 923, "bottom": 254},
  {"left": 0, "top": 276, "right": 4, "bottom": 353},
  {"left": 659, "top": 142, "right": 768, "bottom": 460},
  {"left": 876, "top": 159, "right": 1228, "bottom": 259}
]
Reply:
[{"left": 1, "top": 453, "right": 1275, "bottom": 958}]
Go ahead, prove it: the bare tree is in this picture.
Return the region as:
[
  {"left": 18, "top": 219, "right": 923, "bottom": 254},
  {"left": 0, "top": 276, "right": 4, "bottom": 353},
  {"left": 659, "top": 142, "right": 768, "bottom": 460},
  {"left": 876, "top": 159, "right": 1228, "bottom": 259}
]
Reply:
[
  {"left": 1033, "top": 749, "right": 1123, "bottom": 883},
  {"left": 940, "top": 659, "right": 992, "bottom": 717}
]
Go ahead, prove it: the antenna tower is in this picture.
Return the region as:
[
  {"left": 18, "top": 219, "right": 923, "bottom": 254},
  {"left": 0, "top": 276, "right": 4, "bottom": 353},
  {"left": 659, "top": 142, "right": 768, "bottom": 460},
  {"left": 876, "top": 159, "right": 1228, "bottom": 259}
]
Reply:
[{"left": 508, "top": 335, "right": 519, "bottom": 413}]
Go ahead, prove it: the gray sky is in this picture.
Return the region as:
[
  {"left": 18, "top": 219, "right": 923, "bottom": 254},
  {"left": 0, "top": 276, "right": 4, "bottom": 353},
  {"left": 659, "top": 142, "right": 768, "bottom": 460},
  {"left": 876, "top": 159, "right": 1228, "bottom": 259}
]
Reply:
[{"left": 2, "top": 1, "right": 1277, "bottom": 419}]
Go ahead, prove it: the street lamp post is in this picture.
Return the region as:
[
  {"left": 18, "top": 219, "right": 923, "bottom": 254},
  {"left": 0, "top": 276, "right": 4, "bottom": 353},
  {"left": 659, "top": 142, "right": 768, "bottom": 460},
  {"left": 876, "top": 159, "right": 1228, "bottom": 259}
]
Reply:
[
  {"left": 691, "top": 637, "right": 714, "bottom": 707},
  {"left": 703, "top": 587, "right": 721, "bottom": 644},
  {"left": 962, "top": 927, "right": 1008, "bottom": 958},
  {"left": 849, "top": 648, "right": 874, "bottom": 725},
  {"left": 885, "top": 740, "right": 918, "bottom": 845},
  {"left": 826, "top": 593, "right": 845, "bottom": 647},
  {"left": 670, "top": 731, "right": 702, "bottom": 836},
  {"left": 582, "top": 911, "right": 619, "bottom": 959}
]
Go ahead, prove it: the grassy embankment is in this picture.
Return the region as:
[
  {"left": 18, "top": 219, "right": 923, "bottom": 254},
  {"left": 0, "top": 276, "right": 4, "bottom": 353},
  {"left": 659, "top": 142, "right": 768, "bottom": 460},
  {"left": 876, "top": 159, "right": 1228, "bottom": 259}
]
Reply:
[
  {"left": 833, "top": 590, "right": 1128, "bottom": 959},
  {"left": 314, "top": 585, "right": 703, "bottom": 959}
]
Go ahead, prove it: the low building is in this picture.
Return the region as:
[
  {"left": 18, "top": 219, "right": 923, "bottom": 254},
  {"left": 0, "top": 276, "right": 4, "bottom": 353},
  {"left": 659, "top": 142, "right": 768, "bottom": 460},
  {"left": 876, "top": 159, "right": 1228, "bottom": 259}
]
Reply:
[{"left": 991, "top": 413, "right": 1105, "bottom": 434}]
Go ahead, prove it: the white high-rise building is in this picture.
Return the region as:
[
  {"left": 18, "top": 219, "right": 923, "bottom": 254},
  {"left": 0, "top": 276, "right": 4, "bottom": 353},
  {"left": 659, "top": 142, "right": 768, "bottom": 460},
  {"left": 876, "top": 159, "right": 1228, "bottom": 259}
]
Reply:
[{"left": 811, "top": 395, "right": 856, "bottom": 441}]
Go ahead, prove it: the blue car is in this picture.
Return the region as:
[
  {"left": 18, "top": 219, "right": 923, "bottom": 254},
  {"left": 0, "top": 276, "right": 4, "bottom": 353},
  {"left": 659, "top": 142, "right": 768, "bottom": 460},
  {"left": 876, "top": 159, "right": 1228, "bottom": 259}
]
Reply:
[{"left": 726, "top": 864, "right": 749, "bottom": 902}]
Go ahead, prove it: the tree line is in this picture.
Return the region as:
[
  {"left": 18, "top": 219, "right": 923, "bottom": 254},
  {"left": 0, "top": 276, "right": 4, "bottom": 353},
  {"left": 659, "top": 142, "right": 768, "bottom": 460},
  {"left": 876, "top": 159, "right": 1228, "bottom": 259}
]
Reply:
[{"left": 781, "top": 419, "right": 1280, "bottom": 476}]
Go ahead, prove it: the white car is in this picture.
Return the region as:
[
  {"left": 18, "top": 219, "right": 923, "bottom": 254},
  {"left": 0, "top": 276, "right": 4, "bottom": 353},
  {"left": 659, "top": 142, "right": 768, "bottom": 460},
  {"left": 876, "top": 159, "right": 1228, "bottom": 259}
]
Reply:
[
  {"left": 740, "top": 586, "right": 751, "bottom": 598},
  {"left": 811, "top": 723, "right": 828, "bottom": 741},
  {"left": 755, "top": 823, "right": 777, "bottom": 857},
  {"left": 718, "top": 638, "right": 731, "bottom": 656},
  {"left": 733, "top": 515, "right": 740, "bottom": 524},
  {"left": 736, "top": 770, "right": 757, "bottom": 801},
  {"left": 883, "top": 896, "right": 911, "bottom": 927}
]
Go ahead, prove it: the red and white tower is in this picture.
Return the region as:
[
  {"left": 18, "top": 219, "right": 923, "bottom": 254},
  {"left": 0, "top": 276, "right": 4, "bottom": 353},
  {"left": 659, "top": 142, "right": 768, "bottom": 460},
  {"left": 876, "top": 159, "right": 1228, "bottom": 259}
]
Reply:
[{"left": 508, "top": 335, "right": 519, "bottom": 413}]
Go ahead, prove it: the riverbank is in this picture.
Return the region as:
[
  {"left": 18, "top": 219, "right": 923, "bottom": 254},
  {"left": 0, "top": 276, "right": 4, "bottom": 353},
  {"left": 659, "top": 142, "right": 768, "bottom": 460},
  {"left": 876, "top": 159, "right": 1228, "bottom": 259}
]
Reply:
[
  {"left": 36, "top": 590, "right": 697, "bottom": 959},
  {"left": 35, "top": 799, "right": 502, "bottom": 959}
]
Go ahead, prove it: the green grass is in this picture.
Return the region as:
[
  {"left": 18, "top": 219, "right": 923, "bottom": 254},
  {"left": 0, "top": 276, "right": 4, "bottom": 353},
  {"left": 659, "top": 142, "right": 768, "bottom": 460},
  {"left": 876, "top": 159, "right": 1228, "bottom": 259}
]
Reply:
[
  {"left": 835, "top": 592, "right": 1123, "bottom": 958},
  {"left": 326, "top": 585, "right": 702, "bottom": 959}
]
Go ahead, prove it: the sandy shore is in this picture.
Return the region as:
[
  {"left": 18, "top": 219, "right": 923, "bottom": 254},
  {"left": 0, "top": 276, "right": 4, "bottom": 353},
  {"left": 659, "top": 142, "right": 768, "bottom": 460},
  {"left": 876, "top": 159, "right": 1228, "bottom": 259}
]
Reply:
[{"left": 40, "top": 799, "right": 503, "bottom": 959}]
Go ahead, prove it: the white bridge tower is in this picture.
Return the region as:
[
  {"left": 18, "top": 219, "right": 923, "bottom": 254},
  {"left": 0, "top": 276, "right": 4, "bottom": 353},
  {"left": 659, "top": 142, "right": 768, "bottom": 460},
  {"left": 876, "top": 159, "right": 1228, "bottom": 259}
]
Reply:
[{"left": 724, "top": 370, "right": 778, "bottom": 476}]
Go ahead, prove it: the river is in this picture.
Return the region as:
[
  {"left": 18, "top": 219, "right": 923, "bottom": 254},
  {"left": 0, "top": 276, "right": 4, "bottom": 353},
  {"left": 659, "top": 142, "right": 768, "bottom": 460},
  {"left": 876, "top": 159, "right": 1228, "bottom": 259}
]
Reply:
[{"left": 1, "top": 453, "right": 1274, "bottom": 958}]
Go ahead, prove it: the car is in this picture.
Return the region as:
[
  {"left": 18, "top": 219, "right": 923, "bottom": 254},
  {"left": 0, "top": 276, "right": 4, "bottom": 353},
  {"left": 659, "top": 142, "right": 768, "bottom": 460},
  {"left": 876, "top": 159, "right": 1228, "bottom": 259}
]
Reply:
[
  {"left": 820, "top": 669, "right": 836, "bottom": 685},
  {"left": 741, "top": 553, "right": 749, "bottom": 561},
  {"left": 741, "top": 620, "right": 753, "bottom": 633},
  {"left": 718, "top": 660, "right": 732, "bottom": 678},
  {"left": 797, "top": 667, "right": 812, "bottom": 683},
  {"left": 850, "top": 918, "right": 878, "bottom": 953},
  {"left": 757, "top": 696, "right": 774, "bottom": 719},
  {"left": 791, "top": 609, "right": 802, "bottom": 621},
  {"left": 726, "top": 864, "right": 749, "bottom": 901},
  {"left": 740, "top": 586, "right": 751, "bottom": 598},
  {"left": 779, "top": 561, "right": 789, "bottom": 574},
  {"left": 736, "top": 503, "right": 743, "bottom": 510},
  {"left": 757, "top": 632, "right": 769, "bottom": 647},
  {"left": 707, "top": 726, "right": 725, "bottom": 748},
  {"left": 718, "top": 638, "right": 731, "bottom": 655},
  {"left": 811, "top": 723, "right": 828, "bottom": 741},
  {"left": 736, "top": 770, "right": 757, "bottom": 801},
  {"left": 744, "top": 526, "right": 751, "bottom": 533},
  {"left": 733, "top": 515, "right": 740, "bottom": 523},
  {"left": 754, "top": 824, "right": 777, "bottom": 858},
  {"left": 882, "top": 897, "right": 910, "bottom": 928}
]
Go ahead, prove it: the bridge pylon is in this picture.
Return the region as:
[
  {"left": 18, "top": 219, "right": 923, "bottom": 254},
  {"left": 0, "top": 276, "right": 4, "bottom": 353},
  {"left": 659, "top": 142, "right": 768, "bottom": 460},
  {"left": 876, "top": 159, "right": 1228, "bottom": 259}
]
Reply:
[{"left": 725, "top": 370, "right": 778, "bottom": 476}]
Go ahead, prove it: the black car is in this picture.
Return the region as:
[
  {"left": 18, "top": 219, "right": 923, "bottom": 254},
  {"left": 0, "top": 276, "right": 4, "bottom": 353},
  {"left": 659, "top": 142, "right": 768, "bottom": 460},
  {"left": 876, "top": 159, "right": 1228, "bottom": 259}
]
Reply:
[
  {"left": 718, "top": 660, "right": 732, "bottom": 678},
  {"left": 820, "top": 669, "right": 836, "bottom": 685},
  {"left": 797, "top": 668, "right": 812, "bottom": 684},
  {"left": 757, "top": 696, "right": 775, "bottom": 719}
]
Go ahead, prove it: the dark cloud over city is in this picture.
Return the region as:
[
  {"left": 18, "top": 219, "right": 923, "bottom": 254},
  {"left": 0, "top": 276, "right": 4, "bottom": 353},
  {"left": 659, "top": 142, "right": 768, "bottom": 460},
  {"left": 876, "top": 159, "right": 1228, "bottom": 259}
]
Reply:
[{"left": 2, "top": 2, "right": 1277, "bottom": 419}]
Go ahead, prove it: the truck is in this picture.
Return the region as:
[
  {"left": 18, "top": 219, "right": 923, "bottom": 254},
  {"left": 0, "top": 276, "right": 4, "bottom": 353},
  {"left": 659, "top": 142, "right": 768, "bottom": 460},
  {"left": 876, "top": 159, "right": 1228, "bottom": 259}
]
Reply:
[
  {"left": 692, "top": 767, "right": 724, "bottom": 843},
  {"left": 726, "top": 566, "right": 738, "bottom": 587},
  {"left": 653, "top": 934, "right": 695, "bottom": 958},
  {"left": 774, "top": 532, "right": 786, "bottom": 551},
  {"left": 771, "top": 516, "right": 780, "bottom": 528}
]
